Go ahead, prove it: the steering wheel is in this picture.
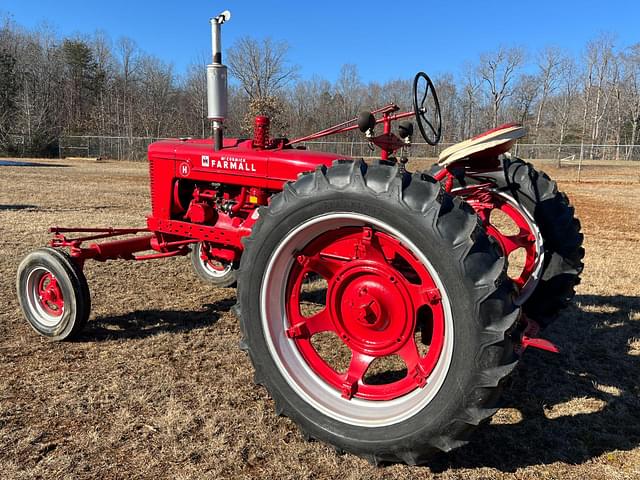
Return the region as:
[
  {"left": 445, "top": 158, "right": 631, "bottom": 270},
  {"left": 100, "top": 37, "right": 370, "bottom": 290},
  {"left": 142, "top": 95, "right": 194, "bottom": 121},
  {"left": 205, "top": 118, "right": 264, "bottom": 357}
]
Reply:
[{"left": 412, "top": 72, "right": 442, "bottom": 146}]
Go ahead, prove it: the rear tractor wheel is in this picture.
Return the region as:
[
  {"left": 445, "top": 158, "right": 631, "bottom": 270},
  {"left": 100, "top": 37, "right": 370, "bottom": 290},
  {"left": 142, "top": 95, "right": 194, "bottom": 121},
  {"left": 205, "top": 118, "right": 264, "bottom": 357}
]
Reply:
[
  {"left": 235, "top": 160, "right": 520, "bottom": 464},
  {"left": 461, "top": 156, "right": 584, "bottom": 327},
  {"left": 16, "top": 247, "right": 91, "bottom": 341}
]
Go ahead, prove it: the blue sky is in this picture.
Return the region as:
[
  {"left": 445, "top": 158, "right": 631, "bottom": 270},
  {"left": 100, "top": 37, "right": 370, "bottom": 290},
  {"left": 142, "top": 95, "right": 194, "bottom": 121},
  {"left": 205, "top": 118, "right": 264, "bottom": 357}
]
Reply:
[{"left": 1, "top": 0, "right": 638, "bottom": 83}]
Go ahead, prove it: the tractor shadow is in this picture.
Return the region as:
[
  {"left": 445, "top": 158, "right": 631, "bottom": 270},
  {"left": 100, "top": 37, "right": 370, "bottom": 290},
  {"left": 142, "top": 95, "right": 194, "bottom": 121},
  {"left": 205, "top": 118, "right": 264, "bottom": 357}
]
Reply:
[
  {"left": 1, "top": 204, "right": 116, "bottom": 212},
  {"left": 0, "top": 159, "right": 68, "bottom": 167},
  {"left": 78, "top": 297, "right": 236, "bottom": 341},
  {"left": 0, "top": 204, "right": 39, "bottom": 211},
  {"left": 430, "top": 293, "right": 640, "bottom": 472}
]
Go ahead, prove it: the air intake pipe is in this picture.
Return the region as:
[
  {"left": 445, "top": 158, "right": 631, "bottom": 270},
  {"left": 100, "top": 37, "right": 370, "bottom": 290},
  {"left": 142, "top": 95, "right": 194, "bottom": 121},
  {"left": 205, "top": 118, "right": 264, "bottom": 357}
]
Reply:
[{"left": 207, "top": 10, "right": 231, "bottom": 151}]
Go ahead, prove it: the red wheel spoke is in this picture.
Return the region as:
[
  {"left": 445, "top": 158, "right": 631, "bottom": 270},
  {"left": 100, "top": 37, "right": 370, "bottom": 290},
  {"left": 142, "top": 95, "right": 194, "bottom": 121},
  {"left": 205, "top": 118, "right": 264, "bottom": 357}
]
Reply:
[
  {"left": 408, "top": 284, "right": 441, "bottom": 307},
  {"left": 396, "top": 338, "right": 421, "bottom": 371},
  {"left": 397, "top": 339, "right": 431, "bottom": 388},
  {"left": 476, "top": 207, "right": 491, "bottom": 224},
  {"left": 341, "top": 351, "right": 374, "bottom": 399},
  {"left": 502, "top": 229, "right": 535, "bottom": 255},
  {"left": 466, "top": 192, "right": 540, "bottom": 293},
  {"left": 397, "top": 338, "right": 434, "bottom": 389},
  {"left": 49, "top": 278, "right": 60, "bottom": 293},
  {"left": 40, "top": 288, "right": 51, "bottom": 302},
  {"left": 306, "top": 310, "right": 334, "bottom": 335},
  {"left": 353, "top": 228, "right": 388, "bottom": 263},
  {"left": 286, "top": 309, "right": 335, "bottom": 339},
  {"left": 299, "top": 254, "right": 344, "bottom": 281}
]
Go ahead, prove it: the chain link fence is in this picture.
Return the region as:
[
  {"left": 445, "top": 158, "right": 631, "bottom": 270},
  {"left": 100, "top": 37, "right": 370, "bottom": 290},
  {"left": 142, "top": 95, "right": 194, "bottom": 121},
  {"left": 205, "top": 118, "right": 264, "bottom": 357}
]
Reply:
[
  {"left": 58, "top": 136, "right": 163, "bottom": 161},
  {"left": 302, "top": 141, "right": 640, "bottom": 163},
  {"left": 57, "top": 135, "right": 639, "bottom": 183}
]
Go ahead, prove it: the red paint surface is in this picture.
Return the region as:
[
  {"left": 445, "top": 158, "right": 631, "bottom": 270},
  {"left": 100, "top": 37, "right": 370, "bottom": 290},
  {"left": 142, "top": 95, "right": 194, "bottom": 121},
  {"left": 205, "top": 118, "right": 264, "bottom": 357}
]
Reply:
[{"left": 284, "top": 226, "right": 445, "bottom": 401}]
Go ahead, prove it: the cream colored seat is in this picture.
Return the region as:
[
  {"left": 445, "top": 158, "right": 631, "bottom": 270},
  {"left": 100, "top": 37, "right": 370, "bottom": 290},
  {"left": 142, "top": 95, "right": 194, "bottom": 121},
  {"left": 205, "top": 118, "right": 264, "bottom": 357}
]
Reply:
[{"left": 438, "top": 123, "right": 527, "bottom": 166}]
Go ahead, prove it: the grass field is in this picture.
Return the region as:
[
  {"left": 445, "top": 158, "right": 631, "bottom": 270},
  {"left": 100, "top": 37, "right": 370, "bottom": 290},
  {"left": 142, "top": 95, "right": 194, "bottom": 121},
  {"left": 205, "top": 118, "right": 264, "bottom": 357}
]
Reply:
[{"left": 1, "top": 157, "right": 639, "bottom": 479}]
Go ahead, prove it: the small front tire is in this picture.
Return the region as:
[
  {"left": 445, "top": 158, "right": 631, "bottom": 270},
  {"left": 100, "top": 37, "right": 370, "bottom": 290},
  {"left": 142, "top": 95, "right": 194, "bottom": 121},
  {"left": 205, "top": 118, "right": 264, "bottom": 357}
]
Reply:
[
  {"left": 190, "top": 242, "right": 237, "bottom": 288},
  {"left": 16, "top": 247, "right": 91, "bottom": 340}
]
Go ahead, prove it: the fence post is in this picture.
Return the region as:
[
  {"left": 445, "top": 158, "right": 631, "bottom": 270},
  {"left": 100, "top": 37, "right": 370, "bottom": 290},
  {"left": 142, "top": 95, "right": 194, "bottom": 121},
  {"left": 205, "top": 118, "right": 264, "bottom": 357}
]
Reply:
[{"left": 577, "top": 155, "right": 583, "bottom": 183}]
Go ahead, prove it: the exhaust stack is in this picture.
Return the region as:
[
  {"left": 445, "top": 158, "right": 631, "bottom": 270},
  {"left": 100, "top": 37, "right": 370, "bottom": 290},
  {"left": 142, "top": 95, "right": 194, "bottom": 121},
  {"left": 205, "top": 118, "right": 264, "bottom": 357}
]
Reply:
[{"left": 207, "top": 10, "right": 231, "bottom": 151}]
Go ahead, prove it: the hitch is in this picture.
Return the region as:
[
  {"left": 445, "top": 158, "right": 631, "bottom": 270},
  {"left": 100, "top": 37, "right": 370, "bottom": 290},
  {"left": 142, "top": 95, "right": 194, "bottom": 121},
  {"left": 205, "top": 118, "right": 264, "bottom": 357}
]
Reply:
[{"left": 516, "top": 316, "right": 560, "bottom": 355}]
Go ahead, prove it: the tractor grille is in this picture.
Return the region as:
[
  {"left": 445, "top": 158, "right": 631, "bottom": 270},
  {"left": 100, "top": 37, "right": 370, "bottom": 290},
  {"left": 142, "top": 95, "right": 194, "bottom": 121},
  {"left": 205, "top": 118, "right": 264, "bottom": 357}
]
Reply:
[{"left": 148, "top": 158, "right": 157, "bottom": 214}]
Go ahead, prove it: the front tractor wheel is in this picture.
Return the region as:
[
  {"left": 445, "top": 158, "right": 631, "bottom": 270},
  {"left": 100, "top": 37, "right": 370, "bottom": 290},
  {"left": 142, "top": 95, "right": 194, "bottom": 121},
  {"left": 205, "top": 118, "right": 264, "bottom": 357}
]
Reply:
[
  {"left": 190, "top": 242, "right": 237, "bottom": 288},
  {"left": 236, "top": 160, "right": 520, "bottom": 464},
  {"left": 16, "top": 248, "right": 91, "bottom": 341}
]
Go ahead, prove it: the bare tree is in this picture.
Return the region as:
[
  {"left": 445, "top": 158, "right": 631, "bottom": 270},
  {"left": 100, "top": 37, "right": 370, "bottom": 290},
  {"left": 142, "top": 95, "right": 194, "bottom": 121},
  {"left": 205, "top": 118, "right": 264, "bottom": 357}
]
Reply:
[
  {"left": 227, "top": 36, "right": 298, "bottom": 100},
  {"left": 13, "top": 26, "right": 64, "bottom": 155},
  {"left": 512, "top": 74, "right": 540, "bottom": 125},
  {"left": 478, "top": 47, "right": 525, "bottom": 128},
  {"left": 287, "top": 76, "right": 334, "bottom": 137},
  {"left": 136, "top": 55, "right": 174, "bottom": 138},
  {"left": 461, "top": 64, "right": 482, "bottom": 138},
  {"left": 587, "top": 35, "right": 615, "bottom": 158},
  {"left": 622, "top": 44, "right": 640, "bottom": 159},
  {"left": 610, "top": 54, "right": 624, "bottom": 159},
  {"left": 90, "top": 31, "right": 114, "bottom": 135},
  {"left": 378, "top": 78, "right": 411, "bottom": 110},
  {"left": 434, "top": 74, "right": 459, "bottom": 143},
  {"left": 184, "top": 57, "right": 208, "bottom": 138},
  {"left": 579, "top": 48, "right": 595, "bottom": 160},
  {"left": 551, "top": 57, "right": 579, "bottom": 160},
  {"left": 335, "top": 63, "right": 362, "bottom": 119},
  {"left": 227, "top": 36, "right": 298, "bottom": 132},
  {"left": 0, "top": 47, "right": 18, "bottom": 146},
  {"left": 115, "top": 37, "right": 138, "bottom": 138},
  {"left": 533, "top": 47, "right": 562, "bottom": 142}
]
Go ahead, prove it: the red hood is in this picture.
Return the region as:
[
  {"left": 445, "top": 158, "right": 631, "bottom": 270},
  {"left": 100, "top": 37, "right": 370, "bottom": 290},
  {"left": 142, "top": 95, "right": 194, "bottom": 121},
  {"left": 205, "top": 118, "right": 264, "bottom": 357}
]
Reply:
[{"left": 149, "top": 137, "right": 351, "bottom": 189}]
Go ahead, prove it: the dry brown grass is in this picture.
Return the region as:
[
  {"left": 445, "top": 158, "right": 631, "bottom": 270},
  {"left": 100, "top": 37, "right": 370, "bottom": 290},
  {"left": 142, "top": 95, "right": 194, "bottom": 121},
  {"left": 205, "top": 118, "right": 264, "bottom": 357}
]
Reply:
[{"left": 1, "top": 157, "right": 639, "bottom": 479}]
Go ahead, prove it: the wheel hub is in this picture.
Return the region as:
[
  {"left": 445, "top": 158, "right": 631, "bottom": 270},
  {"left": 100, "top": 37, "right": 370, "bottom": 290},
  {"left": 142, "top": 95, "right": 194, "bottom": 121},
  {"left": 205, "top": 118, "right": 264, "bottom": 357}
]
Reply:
[
  {"left": 329, "top": 263, "right": 415, "bottom": 357},
  {"left": 37, "top": 272, "right": 64, "bottom": 317}
]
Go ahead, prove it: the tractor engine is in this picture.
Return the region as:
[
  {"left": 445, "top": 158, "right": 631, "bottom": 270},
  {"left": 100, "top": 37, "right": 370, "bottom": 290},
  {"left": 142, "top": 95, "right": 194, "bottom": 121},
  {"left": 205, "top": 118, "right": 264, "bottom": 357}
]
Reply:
[
  {"left": 145, "top": 137, "right": 267, "bottom": 265},
  {"left": 145, "top": 132, "right": 341, "bottom": 264}
]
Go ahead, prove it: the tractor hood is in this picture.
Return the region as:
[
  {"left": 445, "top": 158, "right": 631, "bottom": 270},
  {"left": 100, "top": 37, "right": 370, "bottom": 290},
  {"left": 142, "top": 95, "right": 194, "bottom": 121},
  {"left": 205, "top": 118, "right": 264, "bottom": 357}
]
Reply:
[{"left": 149, "top": 138, "right": 350, "bottom": 190}]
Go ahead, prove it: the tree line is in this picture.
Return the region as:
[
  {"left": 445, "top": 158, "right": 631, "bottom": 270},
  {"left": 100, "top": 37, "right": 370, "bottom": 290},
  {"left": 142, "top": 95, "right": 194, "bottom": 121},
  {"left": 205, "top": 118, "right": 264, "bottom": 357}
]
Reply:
[{"left": 1, "top": 15, "right": 639, "bottom": 160}]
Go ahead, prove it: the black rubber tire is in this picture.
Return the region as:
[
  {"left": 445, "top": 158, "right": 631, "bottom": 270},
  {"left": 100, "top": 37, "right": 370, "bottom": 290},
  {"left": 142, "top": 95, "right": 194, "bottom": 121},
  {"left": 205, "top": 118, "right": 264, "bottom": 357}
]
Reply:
[
  {"left": 460, "top": 156, "right": 584, "bottom": 327},
  {"left": 16, "top": 247, "right": 91, "bottom": 341},
  {"left": 190, "top": 242, "right": 237, "bottom": 288},
  {"left": 235, "top": 159, "right": 520, "bottom": 464}
]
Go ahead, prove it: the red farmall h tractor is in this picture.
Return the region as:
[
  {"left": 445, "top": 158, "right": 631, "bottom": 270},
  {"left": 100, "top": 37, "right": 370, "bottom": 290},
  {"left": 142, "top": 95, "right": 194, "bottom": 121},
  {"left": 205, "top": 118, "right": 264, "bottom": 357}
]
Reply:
[{"left": 16, "top": 11, "right": 583, "bottom": 464}]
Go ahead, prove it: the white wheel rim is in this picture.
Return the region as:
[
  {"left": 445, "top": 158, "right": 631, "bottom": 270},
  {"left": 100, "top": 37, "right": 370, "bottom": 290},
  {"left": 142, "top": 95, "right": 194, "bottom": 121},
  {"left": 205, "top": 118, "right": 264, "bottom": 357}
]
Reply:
[
  {"left": 260, "top": 213, "right": 454, "bottom": 427},
  {"left": 454, "top": 188, "right": 545, "bottom": 306},
  {"left": 25, "top": 267, "right": 65, "bottom": 327},
  {"left": 198, "top": 244, "right": 233, "bottom": 278},
  {"left": 491, "top": 191, "right": 545, "bottom": 306}
]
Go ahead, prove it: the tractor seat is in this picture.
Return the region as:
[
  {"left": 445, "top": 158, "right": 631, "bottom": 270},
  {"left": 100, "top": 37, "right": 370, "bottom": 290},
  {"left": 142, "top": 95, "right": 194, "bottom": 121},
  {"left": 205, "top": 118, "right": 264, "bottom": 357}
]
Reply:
[{"left": 438, "top": 123, "right": 526, "bottom": 166}]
